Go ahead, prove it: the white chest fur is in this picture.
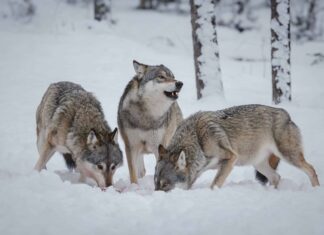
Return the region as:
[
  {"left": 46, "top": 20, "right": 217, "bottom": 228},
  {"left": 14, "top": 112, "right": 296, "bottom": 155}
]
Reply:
[{"left": 126, "top": 127, "right": 165, "bottom": 155}]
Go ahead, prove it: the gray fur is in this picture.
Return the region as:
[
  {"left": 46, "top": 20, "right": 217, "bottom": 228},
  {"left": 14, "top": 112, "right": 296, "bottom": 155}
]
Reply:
[
  {"left": 118, "top": 60, "right": 183, "bottom": 183},
  {"left": 155, "top": 104, "right": 320, "bottom": 191},
  {"left": 35, "top": 81, "right": 123, "bottom": 189}
]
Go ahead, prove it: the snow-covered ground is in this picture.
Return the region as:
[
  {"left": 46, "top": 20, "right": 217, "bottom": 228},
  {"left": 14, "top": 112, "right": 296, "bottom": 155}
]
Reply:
[{"left": 0, "top": 1, "right": 323, "bottom": 235}]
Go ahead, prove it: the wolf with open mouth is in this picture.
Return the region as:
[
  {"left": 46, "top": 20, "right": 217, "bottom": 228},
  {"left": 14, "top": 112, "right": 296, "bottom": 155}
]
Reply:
[{"left": 118, "top": 60, "right": 183, "bottom": 184}]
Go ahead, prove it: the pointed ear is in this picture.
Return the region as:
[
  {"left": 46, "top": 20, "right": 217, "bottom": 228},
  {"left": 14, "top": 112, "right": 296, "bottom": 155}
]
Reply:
[
  {"left": 177, "top": 151, "right": 186, "bottom": 170},
  {"left": 108, "top": 128, "right": 118, "bottom": 144},
  {"left": 158, "top": 144, "right": 167, "bottom": 155},
  {"left": 87, "top": 130, "right": 98, "bottom": 146},
  {"left": 133, "top": 60, "right": 147, "bottom": 79},
  {"left": 158, "top": 144, "right": 167, "bottom": 161}
]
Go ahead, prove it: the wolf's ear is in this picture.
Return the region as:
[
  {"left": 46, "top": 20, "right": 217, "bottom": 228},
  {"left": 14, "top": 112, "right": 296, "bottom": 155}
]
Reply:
[
  {"left": 133, "top": 60, "right": 147, "bottom": 79},
  {"left": 87, "top": 130, "right": 99, "bottom": 147},
  {"left": 108, "top": 128, "right": 118, "bottom": 144},
  {"left": 158, "top": 144, "right": 167, "bottom": 155},
  {"left": 177, "top": 151, "right": 186, "bottom": 170},
  {"left": 158, "top": 144, "right": 167, "bottom": 161}
]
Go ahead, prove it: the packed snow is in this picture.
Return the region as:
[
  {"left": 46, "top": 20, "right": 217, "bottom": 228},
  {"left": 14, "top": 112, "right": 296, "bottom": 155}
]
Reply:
[{"left": 0, "top": 1, "right": 323, "bottom": 235}]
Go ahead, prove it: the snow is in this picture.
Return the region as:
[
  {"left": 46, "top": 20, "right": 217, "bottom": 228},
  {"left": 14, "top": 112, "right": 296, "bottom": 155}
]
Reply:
[{"left": 0, "top": 1, "right": 324, "bottom": 235}]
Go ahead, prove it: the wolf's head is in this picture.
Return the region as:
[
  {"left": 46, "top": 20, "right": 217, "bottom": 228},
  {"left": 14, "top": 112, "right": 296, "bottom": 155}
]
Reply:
[
  {"left": 133, "top": 60, "right": 183, "bottom": 104},
  {"left": 77, "top": 128, "right": 123, "bottom": 189},
  {"left": 154, "top": 144, "right": 189, "bottom": 192}
]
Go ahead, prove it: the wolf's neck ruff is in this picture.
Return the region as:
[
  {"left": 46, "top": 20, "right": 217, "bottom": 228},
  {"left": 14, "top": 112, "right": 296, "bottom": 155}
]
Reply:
[{"left": 120, "top": 102, "right": 174, "bottom": 130}]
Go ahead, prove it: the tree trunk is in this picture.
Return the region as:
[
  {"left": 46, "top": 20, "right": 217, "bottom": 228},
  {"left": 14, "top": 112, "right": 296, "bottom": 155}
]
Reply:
[
  {"left": 139, "top": 0, "right": 146, "bottom": 9},
  {"left": 138, "top": 0, "right": 153, "bottom": 9},
  {"left": 190, "top": 0, "right": 224, "bottom": 100},
  {"left": 94, "top": 0, "right": 110, "bottom": 21},
  {"left": 305, "top": 0, "right": 316, "bottom": 34},
  {"left": 271, "top": 0, "right": 291, "bottom": 104}
]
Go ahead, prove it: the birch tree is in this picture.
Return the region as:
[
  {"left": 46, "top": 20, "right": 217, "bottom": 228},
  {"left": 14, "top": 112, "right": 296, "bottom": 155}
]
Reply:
[
  {"left": 190, "top": 0, "right": 224, "bottom": 99},
  {"left": 271, "top": 0, "right": 291, "bottom": 104}
]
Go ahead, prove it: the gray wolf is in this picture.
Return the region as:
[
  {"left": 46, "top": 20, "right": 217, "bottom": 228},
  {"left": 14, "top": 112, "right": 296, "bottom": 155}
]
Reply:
[
  {"left": 118, "top": 60, "right": 183, "bottom": 184},
  {"left": 154, "top": 104, "right": 320, "bottom": 191},
  {"left": 35, "top": 81, "right": 123, "bottom": 189}
]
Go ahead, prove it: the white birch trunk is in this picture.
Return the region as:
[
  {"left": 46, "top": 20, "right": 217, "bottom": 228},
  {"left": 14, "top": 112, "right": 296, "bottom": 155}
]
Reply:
[
  {"left": 190, "top": 0, "right": 224, "bottom": 99},
  {"left": 271, "top": 0, "right": 291, "bottom": 104}
]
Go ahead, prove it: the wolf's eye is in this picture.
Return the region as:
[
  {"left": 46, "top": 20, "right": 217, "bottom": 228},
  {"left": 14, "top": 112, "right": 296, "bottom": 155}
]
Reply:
[
  {"left": 110, "top": 164, "right": 116, "bottom": 171},
  {"left": 158, "top": 75, "right": 165, "bottom": 80},
  {"left": 97, "top": 164, "right": 104, "bottom": 170},
  {"left": 160, "top": 180, "right": 168, "bottom": 188}
]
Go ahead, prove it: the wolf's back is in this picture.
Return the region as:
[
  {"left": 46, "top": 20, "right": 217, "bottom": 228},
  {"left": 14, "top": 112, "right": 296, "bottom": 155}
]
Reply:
[{"left": 36, "top": 82, "right": 85, "bottom": 128}]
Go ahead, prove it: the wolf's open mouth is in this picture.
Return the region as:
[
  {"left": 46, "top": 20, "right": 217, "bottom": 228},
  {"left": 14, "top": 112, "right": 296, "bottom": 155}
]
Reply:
[{"left": 164, "top": 90, "right": 179, "bottom": 99}]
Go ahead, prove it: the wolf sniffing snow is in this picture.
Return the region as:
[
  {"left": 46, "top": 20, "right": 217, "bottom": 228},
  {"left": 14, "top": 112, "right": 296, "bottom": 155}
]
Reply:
[
  {"left": 155, "top": 104, "right": 320, "bottom": 191},
  {"left": 35, "top": 81, "right": 123, "bottom": 189}
]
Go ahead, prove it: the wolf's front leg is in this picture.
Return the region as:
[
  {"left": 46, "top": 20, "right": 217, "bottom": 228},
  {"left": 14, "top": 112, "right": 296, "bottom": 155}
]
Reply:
[
  {"left": 34, "top": 143, "right": 55, "bottom": 171},
  {"left": 135, "top": 153, "right": 145, "bottom": 179},
  {"left": 125, "top": 146, "right": 146, "bottom": 184},
  {"left": 211, "top": 153, "right": 237, "bottom": 189},
  {"left": 79, "top": 172, "right": 86, "bottom": 183}
]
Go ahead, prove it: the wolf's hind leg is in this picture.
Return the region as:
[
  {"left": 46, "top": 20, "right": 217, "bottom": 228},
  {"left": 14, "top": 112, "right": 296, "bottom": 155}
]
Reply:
[
  {"left": 254, "top": 154, "right": 281, "bottom": 188},
  {"left": 283, "top": 153, "right": 320, "bottom": 187},
  {"left": 275, "top": 122, "right": 320, "bottom": 186},
  {"left": 255, "top": 154, "right": 280, "bottom": 185},
  {"left": 34, "top": 143, "right": 55, "bottom": 171},
  {"left": 298, "top": 157, "right": 320, "bottom": 187},
  {"left": 211, "top": 151, "right": 237, "bottom": 189}
]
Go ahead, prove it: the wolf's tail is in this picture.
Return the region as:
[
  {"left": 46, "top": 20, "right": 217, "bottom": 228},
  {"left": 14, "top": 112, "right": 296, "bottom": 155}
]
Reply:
[
  {"left": 63, "top": 153, "right": 76, "bottom": 171},
  {"left": 255, "top": 154, "right": 280, "bottom": 184}
]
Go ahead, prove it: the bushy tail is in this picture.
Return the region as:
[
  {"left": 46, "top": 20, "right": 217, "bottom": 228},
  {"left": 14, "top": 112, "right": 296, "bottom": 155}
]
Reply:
[
  {"left": 255, "top": 154, "right": 280, "bottom": 184},
  {"left": 63, "top": 153, "right": 76, "bottom": 171}
]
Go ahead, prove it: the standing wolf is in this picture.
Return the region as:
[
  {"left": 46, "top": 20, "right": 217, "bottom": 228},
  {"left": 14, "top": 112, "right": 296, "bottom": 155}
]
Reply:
[
  {"left": 118, "top": 60, "right": 183, "bottom": 184},
  {"left": 155, "top": 104, "right": 320, "bottom": 191},
  {"left": 35, "top": 82, "right": 123, "bottom": 189}
]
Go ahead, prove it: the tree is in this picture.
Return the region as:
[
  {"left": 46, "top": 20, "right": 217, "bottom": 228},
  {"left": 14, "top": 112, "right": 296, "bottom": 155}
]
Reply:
[
  {"left": 94, "top": 0, "right": 111, "bottom": 21},
  {"left": 271, "top": 0, "right": 291, "bottom": 104},
  {"left": 138, "top": 0, "right": 155, "bottom": 9},
  {"left": 190, "top": 0, "right": 224, "bottom": 100},
  {"left": 8, "top": 0, "right": 36, "bottom": 21},
  {"left": 292, "top": 0, "right": 320, "bottom": 41}
]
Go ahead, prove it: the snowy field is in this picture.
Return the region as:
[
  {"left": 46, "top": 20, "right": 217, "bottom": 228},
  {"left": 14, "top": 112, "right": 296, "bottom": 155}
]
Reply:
[{"left": 0, "top": 1, "right": 324, "bottom": 235}]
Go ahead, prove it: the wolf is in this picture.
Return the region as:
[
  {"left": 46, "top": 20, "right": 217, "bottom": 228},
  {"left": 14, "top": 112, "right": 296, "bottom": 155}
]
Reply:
[
  {"left": 35, "top": 81, "right": 123, "bottom": 189},
  {"left": 118, "top": 60, "right": 183, "bottom": 184},
  {"left": 154, "top": 104, "right": 320, "bottom": 191}
]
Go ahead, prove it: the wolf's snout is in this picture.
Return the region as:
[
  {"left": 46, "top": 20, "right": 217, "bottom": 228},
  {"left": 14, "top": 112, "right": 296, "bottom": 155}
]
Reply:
[{"left": 176, "top": 81, "right": 183, "bottom": 90}]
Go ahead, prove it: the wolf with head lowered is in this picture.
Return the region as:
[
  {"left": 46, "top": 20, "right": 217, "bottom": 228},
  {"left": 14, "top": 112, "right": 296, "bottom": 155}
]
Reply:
[
  {"left": 35, "top": 81, "right": 123, "bottom": 189},
  {"left": 155, "top": 104, "right": 320, "bottom": 191},
  {"left": 118, "top": 60, "right": 183, "bottom": 184}
]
